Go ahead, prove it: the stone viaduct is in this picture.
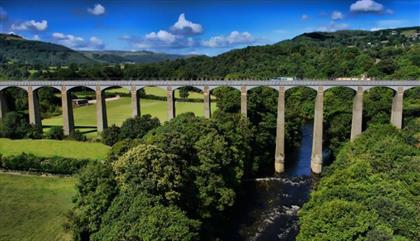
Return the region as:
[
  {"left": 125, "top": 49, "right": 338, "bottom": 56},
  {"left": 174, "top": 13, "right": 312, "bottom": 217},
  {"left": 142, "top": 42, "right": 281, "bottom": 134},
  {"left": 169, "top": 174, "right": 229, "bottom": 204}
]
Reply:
[{"left": 0, "top": 80, "right": 419, "bottom": 174}]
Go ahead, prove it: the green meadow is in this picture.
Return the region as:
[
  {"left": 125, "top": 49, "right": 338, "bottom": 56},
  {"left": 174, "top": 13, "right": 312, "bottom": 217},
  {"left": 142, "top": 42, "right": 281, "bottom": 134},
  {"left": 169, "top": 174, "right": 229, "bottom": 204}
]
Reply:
[
  {"left": 0, "top": 138, "right": 110, "bottom": 160},
  {"left": 43, "top": 87, "right": 218, "bottom": 136},
  {"left": 0, "top": 173, "right": 75, "bottom": 241}
]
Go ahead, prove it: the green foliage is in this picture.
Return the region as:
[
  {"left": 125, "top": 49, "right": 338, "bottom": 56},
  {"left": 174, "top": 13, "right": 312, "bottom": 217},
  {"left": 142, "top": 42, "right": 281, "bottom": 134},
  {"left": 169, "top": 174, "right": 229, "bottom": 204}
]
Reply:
[
  {"left": 68, "top": 130, "right": 87, "bottom": 142},
  {"left": 46, "top": 126, "right": 64, "bottom": 140},
  {"left": 108, "top": 138, "right": 143, "bottom": 162},
  {"left": 71, "top": 162, "right": 118, "bottom": 241},
  {"left": 91, "top": 191, "right": 200, "bottom": 241},
  {"left": 0, "top": 111, "right": 32, "bottom": 139},
  {"left": 101, "top": 125, "right": 120, "bottom": 146},
  {"left": 119, "top": 114, "right": 161, "bottom": 140},
  {"left": 297, "top": 122, "right": 420, "bottom": 241},
  {"left": 113, "top": 144, "right": 183, "bottom": 203},
  {"left": 0, "top": 153, "right": 89, "bottom": 174}
]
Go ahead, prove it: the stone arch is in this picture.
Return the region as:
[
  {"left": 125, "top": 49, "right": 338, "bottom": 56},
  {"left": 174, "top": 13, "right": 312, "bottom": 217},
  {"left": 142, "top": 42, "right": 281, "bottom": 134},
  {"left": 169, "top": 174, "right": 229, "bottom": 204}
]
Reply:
[
  {"left": 0, "top": 86, "right": 29, "bottom": 114},
  {"left": 247, "top": 85, "right": 278, "bottom": 92},
  {"left": 209, "top": 86, "right": 241, "bottom": 113},
  {"left": 32, "top": 85, "right": 61, "bottom": 92},
  {"left": 363, "top": 86, "right": 395, "bottom": 129}
]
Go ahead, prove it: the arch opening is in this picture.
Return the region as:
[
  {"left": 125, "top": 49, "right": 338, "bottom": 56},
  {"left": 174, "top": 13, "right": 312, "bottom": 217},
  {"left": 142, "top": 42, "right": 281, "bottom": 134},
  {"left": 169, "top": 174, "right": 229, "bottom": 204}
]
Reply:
[{"left": 363, "top": 86, "right": 395, "bottom": 129}]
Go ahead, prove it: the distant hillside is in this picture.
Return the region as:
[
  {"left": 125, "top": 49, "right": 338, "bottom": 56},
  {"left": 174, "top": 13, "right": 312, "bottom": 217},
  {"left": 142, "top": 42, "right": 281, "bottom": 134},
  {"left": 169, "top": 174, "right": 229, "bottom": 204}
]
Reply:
[
  {"left": 0, "top": 34, "right": 94, "bottom": 65},
  {"left": 1, "top": 26, "right": 419, "bottom": 80},
  {"left": 82, "top": 50, "right": 195, "bottom": 64},
  {"left": 292, "top": 26, "right": 420, "bottom": 48},
  {"left": 0, "top": 34, "right": 194, "bottom": 65},
  {"left": 134, "top": 26, "right": 418, "bottom": 80}
]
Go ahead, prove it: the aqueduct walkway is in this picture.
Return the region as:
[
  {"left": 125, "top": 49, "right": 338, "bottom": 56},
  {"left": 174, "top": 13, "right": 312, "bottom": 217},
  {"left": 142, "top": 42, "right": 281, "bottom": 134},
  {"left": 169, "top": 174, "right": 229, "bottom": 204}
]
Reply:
[{"left": 1, "top": 80, "right": 419, "bottom": 174}]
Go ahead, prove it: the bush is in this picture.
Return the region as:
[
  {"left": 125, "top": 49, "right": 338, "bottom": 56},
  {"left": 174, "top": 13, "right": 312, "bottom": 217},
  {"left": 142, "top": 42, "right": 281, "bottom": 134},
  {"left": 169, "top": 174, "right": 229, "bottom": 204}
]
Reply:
[
  {"left": 0, "top": 153, "right": 90, "bottom": 174},
  {"left": 101, "top": 125, "right": 120, "bottom": 146},
  {"left": 46, "top": 126, "right": 64, "bottom": 140},
  {"left": 0, "top": 111, "right": 31, "bottom": 139},
  {"left": 119, "top": 115, "right": 160, "bottom": 140},
  {"left": 68, "top": 130, "right": 87, "bottom": 141}
]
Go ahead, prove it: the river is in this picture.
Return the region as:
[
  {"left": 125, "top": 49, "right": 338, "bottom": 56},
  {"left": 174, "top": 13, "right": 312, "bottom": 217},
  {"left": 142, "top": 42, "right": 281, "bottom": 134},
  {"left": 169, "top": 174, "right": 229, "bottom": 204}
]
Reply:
[{"left": 223, "top": 122, "right": 325, "bottom": 241}]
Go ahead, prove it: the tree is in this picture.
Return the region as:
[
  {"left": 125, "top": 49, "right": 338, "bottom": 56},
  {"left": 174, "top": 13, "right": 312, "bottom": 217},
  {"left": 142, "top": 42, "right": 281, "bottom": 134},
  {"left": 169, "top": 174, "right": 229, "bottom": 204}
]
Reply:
[
  {"left": 70, "top": 162, "right": 118, "bottom": 241},
  {"left": 101, "top": 125, "right": 120, "bottom": 146},
  {"left": 112, "top": 144, "right": 183, "bottom": 203},
  {"left": 179, "top": 87, "right": 190, "bottom": 99},
  {"left": 0, "top": 111, "right": 31, "bottom": 139},
  {"left": 91, "top": 190, "right": 200, "bottom": 241},
  {"left": 119, "top": 114, "right": 160, "bottom": 140}
]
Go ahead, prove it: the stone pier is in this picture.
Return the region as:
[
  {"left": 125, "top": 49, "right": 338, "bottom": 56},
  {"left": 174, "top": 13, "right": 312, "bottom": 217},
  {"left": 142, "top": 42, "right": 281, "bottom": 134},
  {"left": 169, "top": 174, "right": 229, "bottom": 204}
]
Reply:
[
  {"left": 0, "top": 91, "right": 7, "bottom": 119},
  {"left": 27, "top": 86, "right": 41, "bottom": 128},
  {"left": 390, "top": 87, "right": 404, "bottom": 129},
  {"left": 96, "top": 86, "right": 108, "bottom": 132},
  {"left": 274, "top": 86, "right": 286, "bottom": 174},
  {"left": 311, "top": 86, "right": 324, "bottom": 174},
  {"left": 350, "top": 87, "right": 364, "bottom": 140},
  {"left": 167, "top": 86, "right": 175, "bottom": 120},
  {"left": 131, "top": 86, "right": 140, "bottom": 118},
  {"left": 203, "top": 85, "right": 211, "bottom": 118},
  {"left": 241, "top": 85, "right": 247, "bottom": 117},
  {"left": 61, "top": 86, "right": 74, "bottom": 135}
]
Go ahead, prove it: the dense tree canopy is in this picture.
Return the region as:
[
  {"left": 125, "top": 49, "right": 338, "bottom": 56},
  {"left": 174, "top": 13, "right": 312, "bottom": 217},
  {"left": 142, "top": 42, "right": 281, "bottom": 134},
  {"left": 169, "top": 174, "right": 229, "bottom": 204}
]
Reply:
[{"left": 297, "top": 121, "right": 420, "bottom": 241}]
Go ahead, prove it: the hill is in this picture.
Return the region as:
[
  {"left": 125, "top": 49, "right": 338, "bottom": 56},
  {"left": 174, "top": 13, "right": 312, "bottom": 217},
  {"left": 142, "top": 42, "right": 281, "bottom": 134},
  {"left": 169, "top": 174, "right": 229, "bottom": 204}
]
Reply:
[
  {"left": 0, "top": 34, "right": 193, "bottom": 65},
  {"left": 0, "top": 34, "right": 93, "bottom": 65},
  {"left": 82, "top": 50, "right": 195, "bottom": 64},
  {"left": 1, "top": 26, "right": 419, "bottom": 80}
]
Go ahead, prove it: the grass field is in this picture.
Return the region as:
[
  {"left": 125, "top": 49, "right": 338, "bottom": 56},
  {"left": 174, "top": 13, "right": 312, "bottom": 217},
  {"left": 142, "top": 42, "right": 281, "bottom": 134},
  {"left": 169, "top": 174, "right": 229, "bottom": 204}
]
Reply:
[
  {"left": 0, "top": 138, "right": 110, "bottom": 160},
  {"left": 0, "top": 173, "right": 75, "bottom": 241},
  {"left": 42, "top": 87, "right": 218, "bottom": 136}
]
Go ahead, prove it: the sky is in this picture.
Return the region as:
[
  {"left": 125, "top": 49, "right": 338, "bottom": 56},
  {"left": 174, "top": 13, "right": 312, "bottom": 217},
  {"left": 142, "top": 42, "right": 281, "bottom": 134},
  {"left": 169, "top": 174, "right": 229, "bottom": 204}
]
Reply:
[{"left": 0, "top": 0, "right": 419, "bottom": 56}]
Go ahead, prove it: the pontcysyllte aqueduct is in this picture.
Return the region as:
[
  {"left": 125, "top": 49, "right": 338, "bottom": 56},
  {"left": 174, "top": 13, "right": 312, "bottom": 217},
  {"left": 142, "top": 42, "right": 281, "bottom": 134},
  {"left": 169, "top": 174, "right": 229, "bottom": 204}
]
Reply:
[{"left": 1, "top": 80, "right": 419, "bottom": 174}]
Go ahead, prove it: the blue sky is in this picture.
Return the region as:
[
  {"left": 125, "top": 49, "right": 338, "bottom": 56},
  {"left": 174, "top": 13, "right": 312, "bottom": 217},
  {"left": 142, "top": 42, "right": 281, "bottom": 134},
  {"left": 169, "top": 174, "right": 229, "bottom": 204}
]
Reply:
[{"left": 0, "top": 0, "right": 419, "bottom": 55}]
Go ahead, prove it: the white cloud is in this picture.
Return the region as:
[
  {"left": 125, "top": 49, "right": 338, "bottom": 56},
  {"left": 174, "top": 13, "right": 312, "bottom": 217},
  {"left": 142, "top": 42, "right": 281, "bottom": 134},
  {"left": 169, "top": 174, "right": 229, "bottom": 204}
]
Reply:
[
  {"left": 202, "top": 31, "right": 255, "bottom": 48},
  {"left": 89, "top": 36, "right": 104, "bottom": 49},
  {"left": 145, "top": 30, "right": 176, "bottom": 43},
  {"left": 171, "top": 13, "right": 203, "bottom": 35},
  {"left": 331, "top": 11, "right": 344, "bottom": 20},
  {"left": 0, "top": 7, "right": 7, "bottom": 20},
  {"left": 350, "top": 0, "right": 384, "bottom": 13},
  {"left": 88, "top": 3, "right": 105, "bottom": 15},
  {"left": 11, "top": 20, "right": 48, "bottom": 31},
  {"left": 301, "top": 14, "right": 309, "bottom": 21},
  {"left": 318, "top": 23, "right": 349, "bottom": 32},
  {"left": 52, "top": 32, "right": 104, "bottom": 49},
  {"left": 385, "top": 9, "right": 394, "bottom": 14},
  {"left": 33, "top": 34, "right": 40, "bottom": 40}
]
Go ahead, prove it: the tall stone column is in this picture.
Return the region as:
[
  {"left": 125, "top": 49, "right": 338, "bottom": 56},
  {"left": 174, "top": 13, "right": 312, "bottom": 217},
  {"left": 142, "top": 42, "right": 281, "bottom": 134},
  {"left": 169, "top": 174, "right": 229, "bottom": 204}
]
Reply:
[
  {"left": 241, "top": 85, "right": 247, "bottom": 117},
  {"left": 391, "top": 87, "right": 404, "bottom": 129},
  {"left": 311, "top": 86, "right": 324, "bottom": 174},
  {"left": 203, "top": 85, "right": 211, "bottom": 118},
  {"left": 27, "top": 86, "right": 41, "bottom": 128},
  {"left": 131, "top": 86, "right": 140, "bottom": 118},
  {"left": 61, "top": 86, "right": 74, "bottom": 135},
  {"left": 96, "top": 86, "right": 108, "bottom": 132},
  {"left": 275, "top": 86, "right": 286, "bottom": 174},
  {"left": 167, "top": 86, "right": 175, "bottom": 120},
  {"left": 0, "top": 91, "right": 7, "bottom": 119},
  {"left": 350, "top": 86, "right": 364, "bottom": 140}
]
